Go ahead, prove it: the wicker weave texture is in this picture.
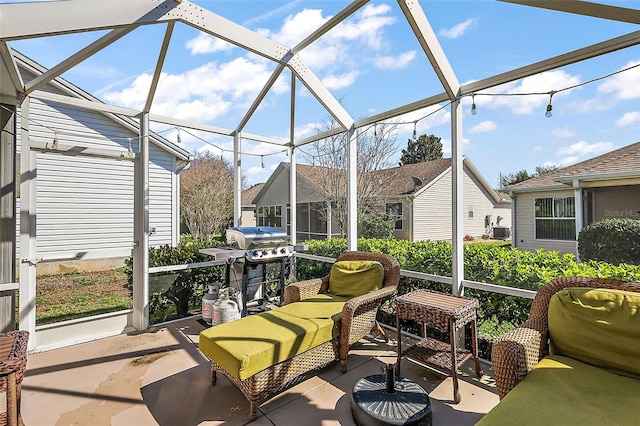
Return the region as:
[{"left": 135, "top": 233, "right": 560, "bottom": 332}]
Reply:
[
  {"left": 0, "top": 330, "right": 29, "bottom": 426},
  {"left": 211, "top": 337, "right": 339, "bottom": 418},
  {"left": 396, "top": 289, "right": 478, "bottom": 332},
  {"left": 491, "top": 277, "right": 640, "bottom": 399}
]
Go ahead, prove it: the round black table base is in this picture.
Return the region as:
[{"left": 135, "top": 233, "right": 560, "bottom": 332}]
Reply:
[{"left": 351, "top": 375, "right": 432, "bottom": 426}]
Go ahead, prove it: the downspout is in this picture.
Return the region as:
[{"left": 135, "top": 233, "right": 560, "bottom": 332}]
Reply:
[
  {"left": 510, "top": 191, "right": 516, "bottom": 249},
  {"left": 573, "top": 179, "right": 583, "bottom": 261}
]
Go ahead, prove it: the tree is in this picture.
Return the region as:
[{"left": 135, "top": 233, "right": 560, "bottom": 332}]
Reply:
[
  {"left": 398, "top": 134, "right": 443, "bottom": 165},
  {"left": 301, "top": 119, "right": 399, "bottom": 237},
  {"left": 180, "top": 151, "right": 234, "bottom": 238},
  {"left": 499, "top": 164, "right": 560, "bottom": 188}
]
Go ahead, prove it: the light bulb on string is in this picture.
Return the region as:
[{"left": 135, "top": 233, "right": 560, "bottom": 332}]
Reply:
[
  {"left": 545, "top": 92, "right": 555, "bottom": 118},
  {"left": 373, "top": 123, "right": 377, "bottom": 138},
  {"left": 176, "top": 127, "right": 181, "bottom": 144},
  {"left": 412, "top": 121, "right": 417, "bottom": 139},
  {"left": 471, "top": 95, "right": 477, "bottom": 115},
  {"left": 261, "top": 155, "right": 265, "bottom": 168},
  {"left": 52, "top": 130, "right": 59, "bottom": 149}
]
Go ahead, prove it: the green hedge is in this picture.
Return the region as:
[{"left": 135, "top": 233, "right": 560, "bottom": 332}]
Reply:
[
  {"left": 125, "top": 236, "right": 226, "bottom": 323},
  {"left": 295, "top": 238, "right": 640, "bottom": 334},
  {"left": 578, "top": 218, "right": 640, "bottom": 265}
]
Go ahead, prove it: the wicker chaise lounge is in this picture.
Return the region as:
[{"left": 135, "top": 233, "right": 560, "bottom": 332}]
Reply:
[{"left": 199, "top": 251, "right": 400, "bottom": 420}]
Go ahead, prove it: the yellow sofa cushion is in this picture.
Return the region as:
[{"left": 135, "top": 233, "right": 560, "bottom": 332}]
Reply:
[
  {"left": 329, "top": 260, "right": 384, "bottom": 298},
  {"left": 476, "top": 355, "right": 640, "bottom": 426},
  {"left": 548, "top": 287, "right": 640, "bottom": 379},
  {"left": 199, "top": 293, "right": 349, "bottom": 380}
]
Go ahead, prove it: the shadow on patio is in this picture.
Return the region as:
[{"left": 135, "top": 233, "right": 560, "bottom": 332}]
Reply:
[{"left": 20, "top": 317, "right": 498, "bottom": 425}]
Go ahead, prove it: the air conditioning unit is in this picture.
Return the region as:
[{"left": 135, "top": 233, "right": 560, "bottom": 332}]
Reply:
[{"left": 492, "top": 226, "right": 510, "bottom": 240}]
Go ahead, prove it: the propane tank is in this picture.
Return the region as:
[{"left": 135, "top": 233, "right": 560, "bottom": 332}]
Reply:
[
  {"left": 201, "top": 283, "right": 220, "bottom": 325},
  {"left": 212, "top": 288, "right": 240, "bottom": 325}
]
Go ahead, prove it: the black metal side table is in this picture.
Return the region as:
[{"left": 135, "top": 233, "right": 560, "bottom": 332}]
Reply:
[{"left": 396, "top": 289, "right": 483, "bottom": 403}]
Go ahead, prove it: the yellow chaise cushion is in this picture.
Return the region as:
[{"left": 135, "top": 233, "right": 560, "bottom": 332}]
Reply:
[
  {"left": 329, "top": 260, "right": 384, "bottom": 298},
  {"left": 548, "top": 287, "right": 640, "bottom": 379},
  {"left": 199, "top": 294, "right": 349, "bottom": 380},
  {"left": 476, "top": 355, "right": 640, "bottom": 425}
]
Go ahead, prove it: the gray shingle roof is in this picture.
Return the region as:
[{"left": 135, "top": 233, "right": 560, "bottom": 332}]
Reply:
[{"left": 509, "top": 141, "right": 640, "bottom": 191}]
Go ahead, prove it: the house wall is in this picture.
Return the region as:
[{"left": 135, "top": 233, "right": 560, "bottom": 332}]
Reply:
[
  {"left": 512, "top": 189, "right": 577, "bottom": 255},
  {"left": 15, "top": 95, "right": 180, "bottom": 272},
  {"left": 412, "top": 167, "right": 511, "bottom": 241},
  {"left": 240, "top": 207, "right": 256, "bottom": 227},
  {"left": 254, "top": 166, "right": 327, "bottom": 234}
]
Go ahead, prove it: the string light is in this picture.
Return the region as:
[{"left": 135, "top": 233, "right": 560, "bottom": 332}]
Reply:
[
  {"left": 176, "top": 127, "right": 181, "bottom": 144},
  {"left": 412, "top": 121, "right": 417, "bottom": 139},
  {"left": 261, "top": 155, "right": 265, "bottom": 168},
  {"left": 51, "top": 130, "right": 59, "bottom": 149},
  {"left": 471, "top": 94, "right": 477, "bottom": 115},
  {"left": 545, "top": 91, "right": 555, "bottom": 118}
]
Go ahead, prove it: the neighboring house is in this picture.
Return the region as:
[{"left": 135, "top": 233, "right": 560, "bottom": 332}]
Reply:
[
  {"left": 252, "top": 158, "right": 511, "bottom": 242},
  {"left": 509, "top": 141, "right": 640, "bottom": 256},
  {"left": 14, "top": 51, "right": 191, "bottom": 272},
  {"left": 240, "top": 183, "right": 263, "bottom": 227}
]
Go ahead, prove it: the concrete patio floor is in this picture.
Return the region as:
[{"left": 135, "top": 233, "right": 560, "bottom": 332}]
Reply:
[{"left": 20, "top": 317, "right": 499, "bottom": 425}]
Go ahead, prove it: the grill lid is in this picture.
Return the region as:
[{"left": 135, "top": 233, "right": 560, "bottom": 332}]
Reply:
[{"left": 226, "top": 226, "right": 287, "bottom": 249}]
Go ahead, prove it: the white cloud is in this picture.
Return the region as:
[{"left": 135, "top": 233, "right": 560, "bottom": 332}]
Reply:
[
  {"left": 373, "top": 51, "right": 416, "bottom": 70},
  {"left": 615, "top": 111, "right": 640, "bottom": 128},
  {"left": 440, "top": 18, "right": 475, "bottom": 39},
  {"left": 556, "top": 141, "right": 613, "bottom": 157},
  {"left": 533, "top": 146, "right": 544, "bottom": 152},
  {"left": 322, "top": 71, "right": 360, "bottom": 90},
  {"left": 257, "top": 3, "right": 396, "bottom": 87},
  {"left": 476, "top": 70, "right": 581, "bottom": 115},
  {"left": 598, "top": 60, "right": 640, "bottom": 100},
  {"left": 242, "top": 0, "right": 304, "bottom": 28},
  {"left": 469, "top": 120, "right": 496, "bottom": 133},
  {"left": 186, "top": 32, "right": 234, "bottom": 55},
  {"left": 552, "top": 127, "right": 576, "bottom": 137},
  {"left": 102, "top": 57, "right": 288, "bottom": 122},
  {"left": 558, "top": 156, "right": 579, "bottom": 166}
]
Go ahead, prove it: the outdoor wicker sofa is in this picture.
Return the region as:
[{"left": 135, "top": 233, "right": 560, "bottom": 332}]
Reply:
[
  {"left": 199, "top": 251, "right": 400, "bottom": 420},
  {"left": 0, "top": 330, "right": 29, "bottom": 426},
  {"left": 478, "top": 276, "right": 640, "bottom": 425}
]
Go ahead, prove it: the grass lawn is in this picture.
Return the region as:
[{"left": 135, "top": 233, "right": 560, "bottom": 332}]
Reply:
[{"left": 35, "top": 269, "right": 132, "bottom": 325}]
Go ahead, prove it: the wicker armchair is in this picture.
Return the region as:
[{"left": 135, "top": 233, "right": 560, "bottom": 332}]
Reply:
[
  {"left": 0, "top": 330, "right": 29, "bottom": 426},
  {"left": 491, "top": 276, "right": 640, "bottom": 399},
  {"left": 285, "top": 250, "right": 400, "bottom": 372}
]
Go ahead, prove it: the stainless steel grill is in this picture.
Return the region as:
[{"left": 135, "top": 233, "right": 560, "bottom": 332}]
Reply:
[{"left": 200, "top": 226, "right": 293, "bottom": 317}]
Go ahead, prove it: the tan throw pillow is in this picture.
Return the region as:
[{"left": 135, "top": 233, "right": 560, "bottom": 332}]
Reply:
[{"left": 328, "top": 260, "right": 385, "bottom": 298}]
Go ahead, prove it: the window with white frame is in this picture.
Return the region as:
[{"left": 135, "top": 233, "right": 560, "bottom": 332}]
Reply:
[
  {"left": 386, "top": 202, "right": 403, "bottom": 230},
  {"left": 257, "top": 205, "right": 282, "bottom": 228},
  {"left": 535, "top": 197, "right": 576, "bottom": 240}
]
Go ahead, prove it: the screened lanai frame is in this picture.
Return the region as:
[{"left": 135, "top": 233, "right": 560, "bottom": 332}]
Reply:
[{"left": 0, "top": 0, "right": 638, "bottom": 351}]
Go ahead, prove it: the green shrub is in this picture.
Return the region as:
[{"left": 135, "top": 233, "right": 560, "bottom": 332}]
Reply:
[
  {"left": 125, "top": 236, "right": 226, "bottom": 323},
  {"left": 297, "top": 238, "right": 640, "bottom": 335},
  {"left": 358, "top": 213, "right": 395, "bottom": 239},
  {"left": 578, "top": 218, "right": 640, "bottom": 265}
]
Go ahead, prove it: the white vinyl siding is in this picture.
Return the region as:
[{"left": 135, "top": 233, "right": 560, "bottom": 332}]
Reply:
[
  {"left": 413, "top": 166, "right": 509, "bottom": 241},
  {"left": 15, "top": 94, "right": 181, "bottom": 261},
  {"left": 513, "top": 189, "right": 577, "bottom": 255}
]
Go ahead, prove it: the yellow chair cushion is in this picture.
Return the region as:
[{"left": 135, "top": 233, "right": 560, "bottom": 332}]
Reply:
[
  {"left": 548, "top": 287, "right": 640, "bottom": 379},
  {"left": 328, "top": 260, "right": 384, "bottom": 298},
  {"left": 476, "top": 355, "right": 640, "bottom": 425},
  {"left": 199, "top": 294, "right": 349, "bottom": 380}
]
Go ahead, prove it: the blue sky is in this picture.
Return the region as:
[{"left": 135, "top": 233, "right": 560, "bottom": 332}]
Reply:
[{"left": 5, "top": 0, "right": 640, "bottom": 187}]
